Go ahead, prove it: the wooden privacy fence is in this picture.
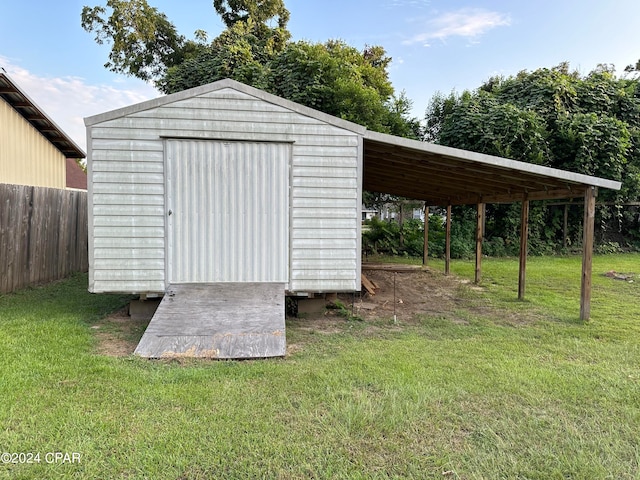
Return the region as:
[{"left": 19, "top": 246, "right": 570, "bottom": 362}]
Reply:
[{"left": 0, "top": 183, "right": 88, "bottom": 293}]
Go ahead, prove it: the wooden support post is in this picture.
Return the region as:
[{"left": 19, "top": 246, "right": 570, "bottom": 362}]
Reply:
[
  {"left": 423, "top": 204, "right": 429, "bottom": 266},
  {"left": 475, "top": 203, "right": 484, "bottom": 283},
  {"left": 580, "top": 186, "right": 597, "bottom": 320},
  {"left": 445, "top": 204, "right": 451, "bottom": 275},
  {"left": 563, "top": 203, "right": 569, "bottom": 248},
  {"left": 518, "top": 197, "right": 529, "bottom": 300}
]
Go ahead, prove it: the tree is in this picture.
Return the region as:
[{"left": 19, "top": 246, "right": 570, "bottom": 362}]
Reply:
[
  {"left": 157, "top": 19, "right": 272, "bottom": 94},
  {"left": 81, "top": 0, "right": 290, "bottom": 84},
  {"left": 214, "top": 0, "right": 290, "bottom": 29},
  {"left": 81, "top": 0, "right": 197, "bottom": 81},
  {"left": 213, "top": 0, "right": 290, "bottom": 53},
  {"left": 425, "top": 63, "right": 640, "bottom": 252},
  {"left": 267, "top": 40, "right": 419, "bottom": 136},
  {"left": 82, "top": 1, "right": 420, "bottom": 137}
]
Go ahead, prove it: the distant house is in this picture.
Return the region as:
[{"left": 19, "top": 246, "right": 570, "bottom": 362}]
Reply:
[
  {"left": 0, "top": 71, "right": 85, "bottom": 188},
  {"left": 362, "top": 206, "right": 378, "bottom": 221}
]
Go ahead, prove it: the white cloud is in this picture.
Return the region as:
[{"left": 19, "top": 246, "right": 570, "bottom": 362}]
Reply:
[
  {"left": 0, "top": 56, "right": 158, "bottom": 152},
  {"left": 403, "top": 8, "right": 511, "bottom": 46},
  {"left": 385, "top": 0, "right": 431, "bottom": 8}
]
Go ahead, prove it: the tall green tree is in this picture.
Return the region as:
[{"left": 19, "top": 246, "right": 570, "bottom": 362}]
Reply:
[
  {"left": 426, "top": 64, "right": 640, "bottom": 252},
  {"left": 157, "top": 19, "right": 273, "bottom": 93},
  {"left": 83, "top": 0, "right": 420, "bottom": 138},
  {"left": 81, "top": 0, "right": 290, "bottom": 83},
  {"left": 267, "top": 40, "right": 419, "bottom": 137},
  {"left": 81, "top": 0, "right": 198, "bottom": 81}
]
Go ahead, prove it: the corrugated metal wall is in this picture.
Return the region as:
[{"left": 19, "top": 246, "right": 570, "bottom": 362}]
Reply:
[
  {"left": 0, "top": 98, "right": 66, "bottom": 188},
  {"left": 167, "top": 139, "right": 289, "bottom": 283}
]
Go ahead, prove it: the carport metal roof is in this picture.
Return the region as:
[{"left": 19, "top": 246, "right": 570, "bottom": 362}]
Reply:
[{"left": 363, "top": 130, "right": 621, "bottom": 205}]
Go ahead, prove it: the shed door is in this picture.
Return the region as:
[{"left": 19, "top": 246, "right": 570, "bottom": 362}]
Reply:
[{"left": 166, "top": 140, "right": 290, "bottom": 284}]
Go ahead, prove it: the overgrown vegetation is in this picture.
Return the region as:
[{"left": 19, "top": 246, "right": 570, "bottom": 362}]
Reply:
[
  {"left": 426, "top": 63, "right": 640, "bottom": 254},
  {"left": 363, "top": 217, "right": 429, "bottom": 258},
  {"left": 1, "top": 257, "right": 639, "bottom": 479},
  {"left": 363, "top": 202, "right": 608, "bottom": 260}
]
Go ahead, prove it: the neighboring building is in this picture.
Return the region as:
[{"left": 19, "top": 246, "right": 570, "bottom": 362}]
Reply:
[
  {"left": 0, "top": 71, "right": 85, "bottom": 188},
  {"left": 362, "top": 206, "right": 378, "bottom": 221},
  {"left": 66, "top": 158, "right": 87, "bottom": 190}
]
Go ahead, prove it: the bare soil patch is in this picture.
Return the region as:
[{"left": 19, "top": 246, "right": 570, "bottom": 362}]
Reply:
[
  {"left": 351, "top": 266, "right": 481, "bottom": 322},
  {"left": 287, "top": 265, "right": 492, "bottom": 343},
  {"left": 92, "top": 307, "right": 149, "bottom": 357}
]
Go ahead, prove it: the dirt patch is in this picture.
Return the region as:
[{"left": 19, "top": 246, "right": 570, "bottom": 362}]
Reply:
[
  {"left": 92, "top": 307, "right": 149, "bottom": 357},
  {"left": 603, "top": 270, "right": 636, "bottom": 282},
  {"left": 348, "top": 266, "right": 484, "bottom": 323}
]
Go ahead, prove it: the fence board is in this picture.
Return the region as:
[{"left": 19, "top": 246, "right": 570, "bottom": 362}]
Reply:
[{"left": 0, "top": 183, "right": 88, "bottom": 293}]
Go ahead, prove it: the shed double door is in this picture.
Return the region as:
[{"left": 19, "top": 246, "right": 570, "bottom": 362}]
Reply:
[{"left": 166, "top": 139, "right": 290, "bottom": 284}]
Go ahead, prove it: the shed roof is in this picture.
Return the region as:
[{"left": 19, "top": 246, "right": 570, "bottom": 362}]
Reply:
[
  {"left": 0, "top": 71, "right": 85, "bottom": 159},
  {"left": 364, "top": 131, "right": 621, "bottom": 205},
  {"left": 85, "top": 78, "right": 621, "bottom": 203}
]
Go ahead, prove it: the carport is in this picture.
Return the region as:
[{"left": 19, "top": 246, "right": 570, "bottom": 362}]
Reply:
[{"left": 362, "top": 130, "right": 622, "bottom": 320}]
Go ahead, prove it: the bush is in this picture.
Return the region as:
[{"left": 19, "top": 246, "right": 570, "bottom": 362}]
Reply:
[
  {"left": 363, "top": 202, "right": 640, "bottom": 260},
  {"left": 363, "top": 214, "right": 449, "bottom": 259}
]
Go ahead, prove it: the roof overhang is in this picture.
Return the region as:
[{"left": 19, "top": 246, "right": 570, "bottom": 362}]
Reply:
[
  {"left": 364, "top": 130, "right": 621, "bottom": 205},
  {"left": 0, "top": 72, "right": 85, "bottom": 159}
]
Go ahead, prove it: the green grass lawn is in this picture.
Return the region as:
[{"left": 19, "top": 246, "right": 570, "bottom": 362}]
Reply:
[{"left": 1, "top": 254, "right": 639, "bottom": 479}]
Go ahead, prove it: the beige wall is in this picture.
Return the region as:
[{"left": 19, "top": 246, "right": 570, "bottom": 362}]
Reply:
[{"left": 0, "top": 97, "right": 66, "bottom": 188}]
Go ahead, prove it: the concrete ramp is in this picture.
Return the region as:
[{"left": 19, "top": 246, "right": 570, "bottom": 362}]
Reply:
[{"left": 134, "top": 283, "right": 286, "bottom": 359}]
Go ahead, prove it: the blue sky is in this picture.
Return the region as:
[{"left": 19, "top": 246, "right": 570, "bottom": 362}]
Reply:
[{"left": 1, "top": 0, "right": 639, "bottom": 151}]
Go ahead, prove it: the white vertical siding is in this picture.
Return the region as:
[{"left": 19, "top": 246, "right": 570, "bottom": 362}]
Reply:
[
  {"left": 166, "top": 140, "right": 289, "bottom": 283},
  {"left": 88, "top": 86, "right": 361, "bottom": 293}
]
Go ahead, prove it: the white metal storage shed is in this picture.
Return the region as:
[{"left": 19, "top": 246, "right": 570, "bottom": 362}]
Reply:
[
  {"left": 85, "top": 79, "right": 364, "bottom": 358},
  {"left": 85, "top": 78, "right": 620, "bottom": 359}
]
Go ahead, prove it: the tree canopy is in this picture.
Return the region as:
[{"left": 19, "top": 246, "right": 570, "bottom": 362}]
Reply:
[
  {"left": 81, "top": 0, "right": 419, "bottom": 137},
  {"left": 81, "top": 0, "right": 194, "bottom": 81},
  {"left": 213, "top": 0, "right": 290, "bottom": 30},
  {"left": 427, "top": 64, "right": 640, "bottom": 200},
  {"left": 426, "top": 64, "right": 640, "bottom": 253}
]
